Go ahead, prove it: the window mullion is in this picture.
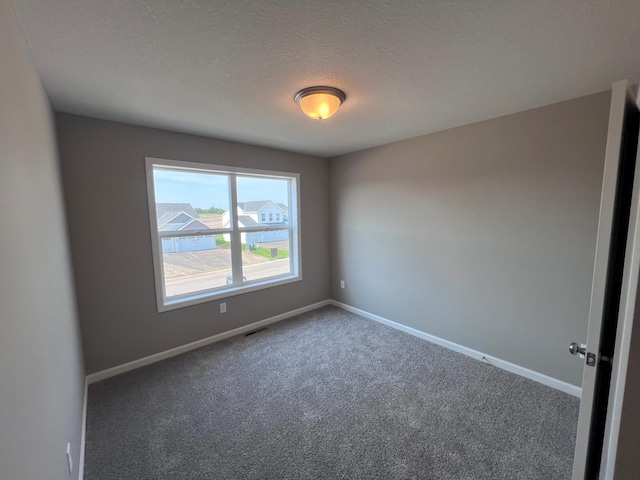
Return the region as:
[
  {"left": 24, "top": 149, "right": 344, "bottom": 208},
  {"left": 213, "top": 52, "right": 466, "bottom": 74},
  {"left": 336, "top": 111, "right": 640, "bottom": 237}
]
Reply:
[
  {"left": 237, "top": 226, "right": 290, "bottom": 233},
  {"left": 229, "top": 174, "right": 243, "bottom": 284},
  {"left": 158, "top": 229, "right": 229, "bottom": 239}
]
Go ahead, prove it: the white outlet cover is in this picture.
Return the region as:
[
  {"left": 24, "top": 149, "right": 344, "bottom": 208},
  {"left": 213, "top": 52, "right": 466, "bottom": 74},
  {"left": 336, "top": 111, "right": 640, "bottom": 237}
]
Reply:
[{"left": 220, "top": 302, "right": 227, "bottom": 313}]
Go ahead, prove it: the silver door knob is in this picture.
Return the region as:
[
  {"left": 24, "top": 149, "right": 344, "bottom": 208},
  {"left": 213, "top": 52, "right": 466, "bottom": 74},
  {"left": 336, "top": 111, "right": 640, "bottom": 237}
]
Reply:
[{"left": 569, "top": 342, "right": 586, "bottom": 356}]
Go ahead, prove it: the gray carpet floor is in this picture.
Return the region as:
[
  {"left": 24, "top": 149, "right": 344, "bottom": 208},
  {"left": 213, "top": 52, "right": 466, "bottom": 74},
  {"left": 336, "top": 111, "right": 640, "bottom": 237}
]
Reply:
[{"left": 85, "top": 306, "right": 579, "bottom": 479}]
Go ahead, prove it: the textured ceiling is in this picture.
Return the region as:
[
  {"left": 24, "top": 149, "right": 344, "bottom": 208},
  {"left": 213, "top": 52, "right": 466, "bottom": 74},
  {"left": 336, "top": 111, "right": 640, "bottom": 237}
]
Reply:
[{"left": 10, "top": 0, "right": 640, "bottom": 157}]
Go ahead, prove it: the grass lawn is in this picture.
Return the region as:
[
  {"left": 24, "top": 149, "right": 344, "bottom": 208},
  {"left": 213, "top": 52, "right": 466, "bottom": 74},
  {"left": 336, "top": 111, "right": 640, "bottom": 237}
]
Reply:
[
  {"left": 247, "top": 244, "right": 289, "bottom": 260},
  {"left": 215, "top": 234, "right": 230, "bottom": 248},
  {"left": 215, "top": 235, "right": 289, "bottom": 260}
]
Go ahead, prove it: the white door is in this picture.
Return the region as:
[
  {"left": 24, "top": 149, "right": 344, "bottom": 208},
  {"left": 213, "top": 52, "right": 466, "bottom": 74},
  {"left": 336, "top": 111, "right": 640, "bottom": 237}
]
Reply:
[{"left": 572, "top": 80, "right": 640, "bottom": 479}]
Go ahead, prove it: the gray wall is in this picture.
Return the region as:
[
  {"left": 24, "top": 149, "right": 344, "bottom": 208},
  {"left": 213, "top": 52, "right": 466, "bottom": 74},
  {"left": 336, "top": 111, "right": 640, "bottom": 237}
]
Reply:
[
  {"left": 0, "top": 1, "right": 85, "bottom": 479},
  {"left": 330, "top": 92, "right": 611, "bottom": 386},
  {"left": 56, "top": 114, "right": 330, "bottom": 374}
]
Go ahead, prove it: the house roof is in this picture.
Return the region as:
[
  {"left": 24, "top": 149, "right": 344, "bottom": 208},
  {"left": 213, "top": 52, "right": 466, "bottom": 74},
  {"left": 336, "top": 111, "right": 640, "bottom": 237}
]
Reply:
[
  {"left": 156, "top": 203, "right": 212, "bottom": 232},
  {"left": 178, "top": 218, "right": 211, "bottom": 232},
  {"left": 237, "top": 201, "right": 271, "bottom": 213},
  {"left": 159, "top": 217, "right": 211, "bottom": 232},
  {"left": 237, "top": 215, "right": 259, "bottom": 228},
  {"left": 237, "top": 200, "right": 287, "bottom": 214},
  {"left": 156, "top": 203, "right": 199, "bottom": 226}
]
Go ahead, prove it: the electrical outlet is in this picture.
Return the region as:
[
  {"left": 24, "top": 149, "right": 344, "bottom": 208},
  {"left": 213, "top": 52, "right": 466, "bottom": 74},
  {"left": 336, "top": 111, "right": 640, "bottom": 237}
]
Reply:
[
  {"left": 220, "top": 302, "right": 227, "bottom": 313},
  {"left": 66, "top": 442, "right": 73, "bottom": 475},
  {"left": 340, "top": 280, "right": 345, "bottom": 289}
]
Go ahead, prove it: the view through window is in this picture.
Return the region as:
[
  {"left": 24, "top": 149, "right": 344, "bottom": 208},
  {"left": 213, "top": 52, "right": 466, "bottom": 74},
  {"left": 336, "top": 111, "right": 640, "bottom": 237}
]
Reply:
[{"left": 146, "top": 158, "right": 300, "bottom": 311}]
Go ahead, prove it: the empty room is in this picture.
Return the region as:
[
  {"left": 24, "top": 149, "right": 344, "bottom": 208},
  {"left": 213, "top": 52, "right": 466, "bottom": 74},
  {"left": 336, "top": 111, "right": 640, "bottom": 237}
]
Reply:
[{"left": 3, "top": 1, "right": 640, "bottom": 479}]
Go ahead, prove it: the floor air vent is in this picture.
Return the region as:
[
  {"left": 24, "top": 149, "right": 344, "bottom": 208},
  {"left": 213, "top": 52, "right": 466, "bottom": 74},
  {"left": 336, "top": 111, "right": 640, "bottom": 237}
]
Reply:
[{"left": 245, "top": 327, "right": 267, "bottom": 336}]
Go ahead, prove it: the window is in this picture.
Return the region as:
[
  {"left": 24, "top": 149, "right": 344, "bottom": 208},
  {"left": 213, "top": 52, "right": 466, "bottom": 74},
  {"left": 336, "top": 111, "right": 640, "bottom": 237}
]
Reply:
[
  {"left": 146, "top": 157, "right": 301, "bottom": 312},
  {"left": 261, "top": 213, "right": 265, "bottom": 222},
  {"left": 269, "top": 213, "right": 273, "bottom": 221}
]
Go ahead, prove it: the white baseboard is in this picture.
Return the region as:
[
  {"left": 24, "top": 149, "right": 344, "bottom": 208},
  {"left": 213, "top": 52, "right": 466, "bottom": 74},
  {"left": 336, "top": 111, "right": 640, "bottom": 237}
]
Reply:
[
  {"left": 330, "top": 300, "right": 582, "bottom": 398},
  {"left": 78, "top": 377, "right": 88, "bottom": 480},
  {"left": 86, "top": 300, "right": 331, "bottom": 384}
]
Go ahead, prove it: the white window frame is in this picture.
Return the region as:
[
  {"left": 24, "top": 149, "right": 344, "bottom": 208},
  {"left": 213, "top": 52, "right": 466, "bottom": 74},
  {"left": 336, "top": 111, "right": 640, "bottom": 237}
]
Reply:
[{"left": 145, "top": 157, "right": 302, "bottom": 312}]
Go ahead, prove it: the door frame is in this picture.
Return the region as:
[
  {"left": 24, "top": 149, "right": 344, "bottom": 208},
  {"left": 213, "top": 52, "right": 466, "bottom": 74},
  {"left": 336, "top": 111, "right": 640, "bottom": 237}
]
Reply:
[
  {"left": 572, "top": 80, "right": 640, "bottom": 479},
  {"left": 599, "top": 83, "right": 640, "bottom": 479}
]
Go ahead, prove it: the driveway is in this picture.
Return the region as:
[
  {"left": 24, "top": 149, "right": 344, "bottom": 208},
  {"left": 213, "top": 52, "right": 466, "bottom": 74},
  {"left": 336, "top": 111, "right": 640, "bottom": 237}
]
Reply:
[
  {"left": 164, "top": 259, "right": 291, "bottom": 297},
  {"left": 162, "top": 248, "right": 268, "bottom": 279}
]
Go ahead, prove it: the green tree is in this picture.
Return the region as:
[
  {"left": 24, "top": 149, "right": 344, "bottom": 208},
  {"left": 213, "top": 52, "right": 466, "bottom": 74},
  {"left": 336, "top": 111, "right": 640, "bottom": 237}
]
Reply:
[{"left": 195, "top": 206, "right": 225, "bottom": 215}]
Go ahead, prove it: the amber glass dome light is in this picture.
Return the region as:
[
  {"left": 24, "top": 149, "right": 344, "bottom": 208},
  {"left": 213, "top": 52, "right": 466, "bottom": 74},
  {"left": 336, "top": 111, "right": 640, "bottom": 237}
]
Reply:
[{"left": 294, "top": 86, "right": 346, "bottom": 120}]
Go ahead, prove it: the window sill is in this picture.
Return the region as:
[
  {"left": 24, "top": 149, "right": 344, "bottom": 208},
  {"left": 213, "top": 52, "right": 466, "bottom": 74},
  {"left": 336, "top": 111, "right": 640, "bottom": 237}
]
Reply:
[{"left": 157, "top": 274, "right": 302, "bottom": 313}]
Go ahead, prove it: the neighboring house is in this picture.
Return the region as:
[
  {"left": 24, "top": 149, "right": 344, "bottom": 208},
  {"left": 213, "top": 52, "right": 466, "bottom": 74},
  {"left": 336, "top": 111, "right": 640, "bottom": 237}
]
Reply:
[
  {"left": 222, "top": 200, "right": 289, "bottom": 244},
  {"left": 156, "top": 203, "right": 215, "bottom": 253}
]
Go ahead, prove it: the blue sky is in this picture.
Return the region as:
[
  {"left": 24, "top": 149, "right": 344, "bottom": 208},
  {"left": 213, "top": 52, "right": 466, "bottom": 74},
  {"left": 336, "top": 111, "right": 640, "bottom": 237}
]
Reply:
[{"left": 153, "top": 169, "right": 288, "bottom": 210}]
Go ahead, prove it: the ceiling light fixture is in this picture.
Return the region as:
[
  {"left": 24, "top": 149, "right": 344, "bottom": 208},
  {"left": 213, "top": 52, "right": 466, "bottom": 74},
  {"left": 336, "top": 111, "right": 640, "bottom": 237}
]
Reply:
[{"left": 294, "top": 86, "right": 346, "bottom": 120}]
